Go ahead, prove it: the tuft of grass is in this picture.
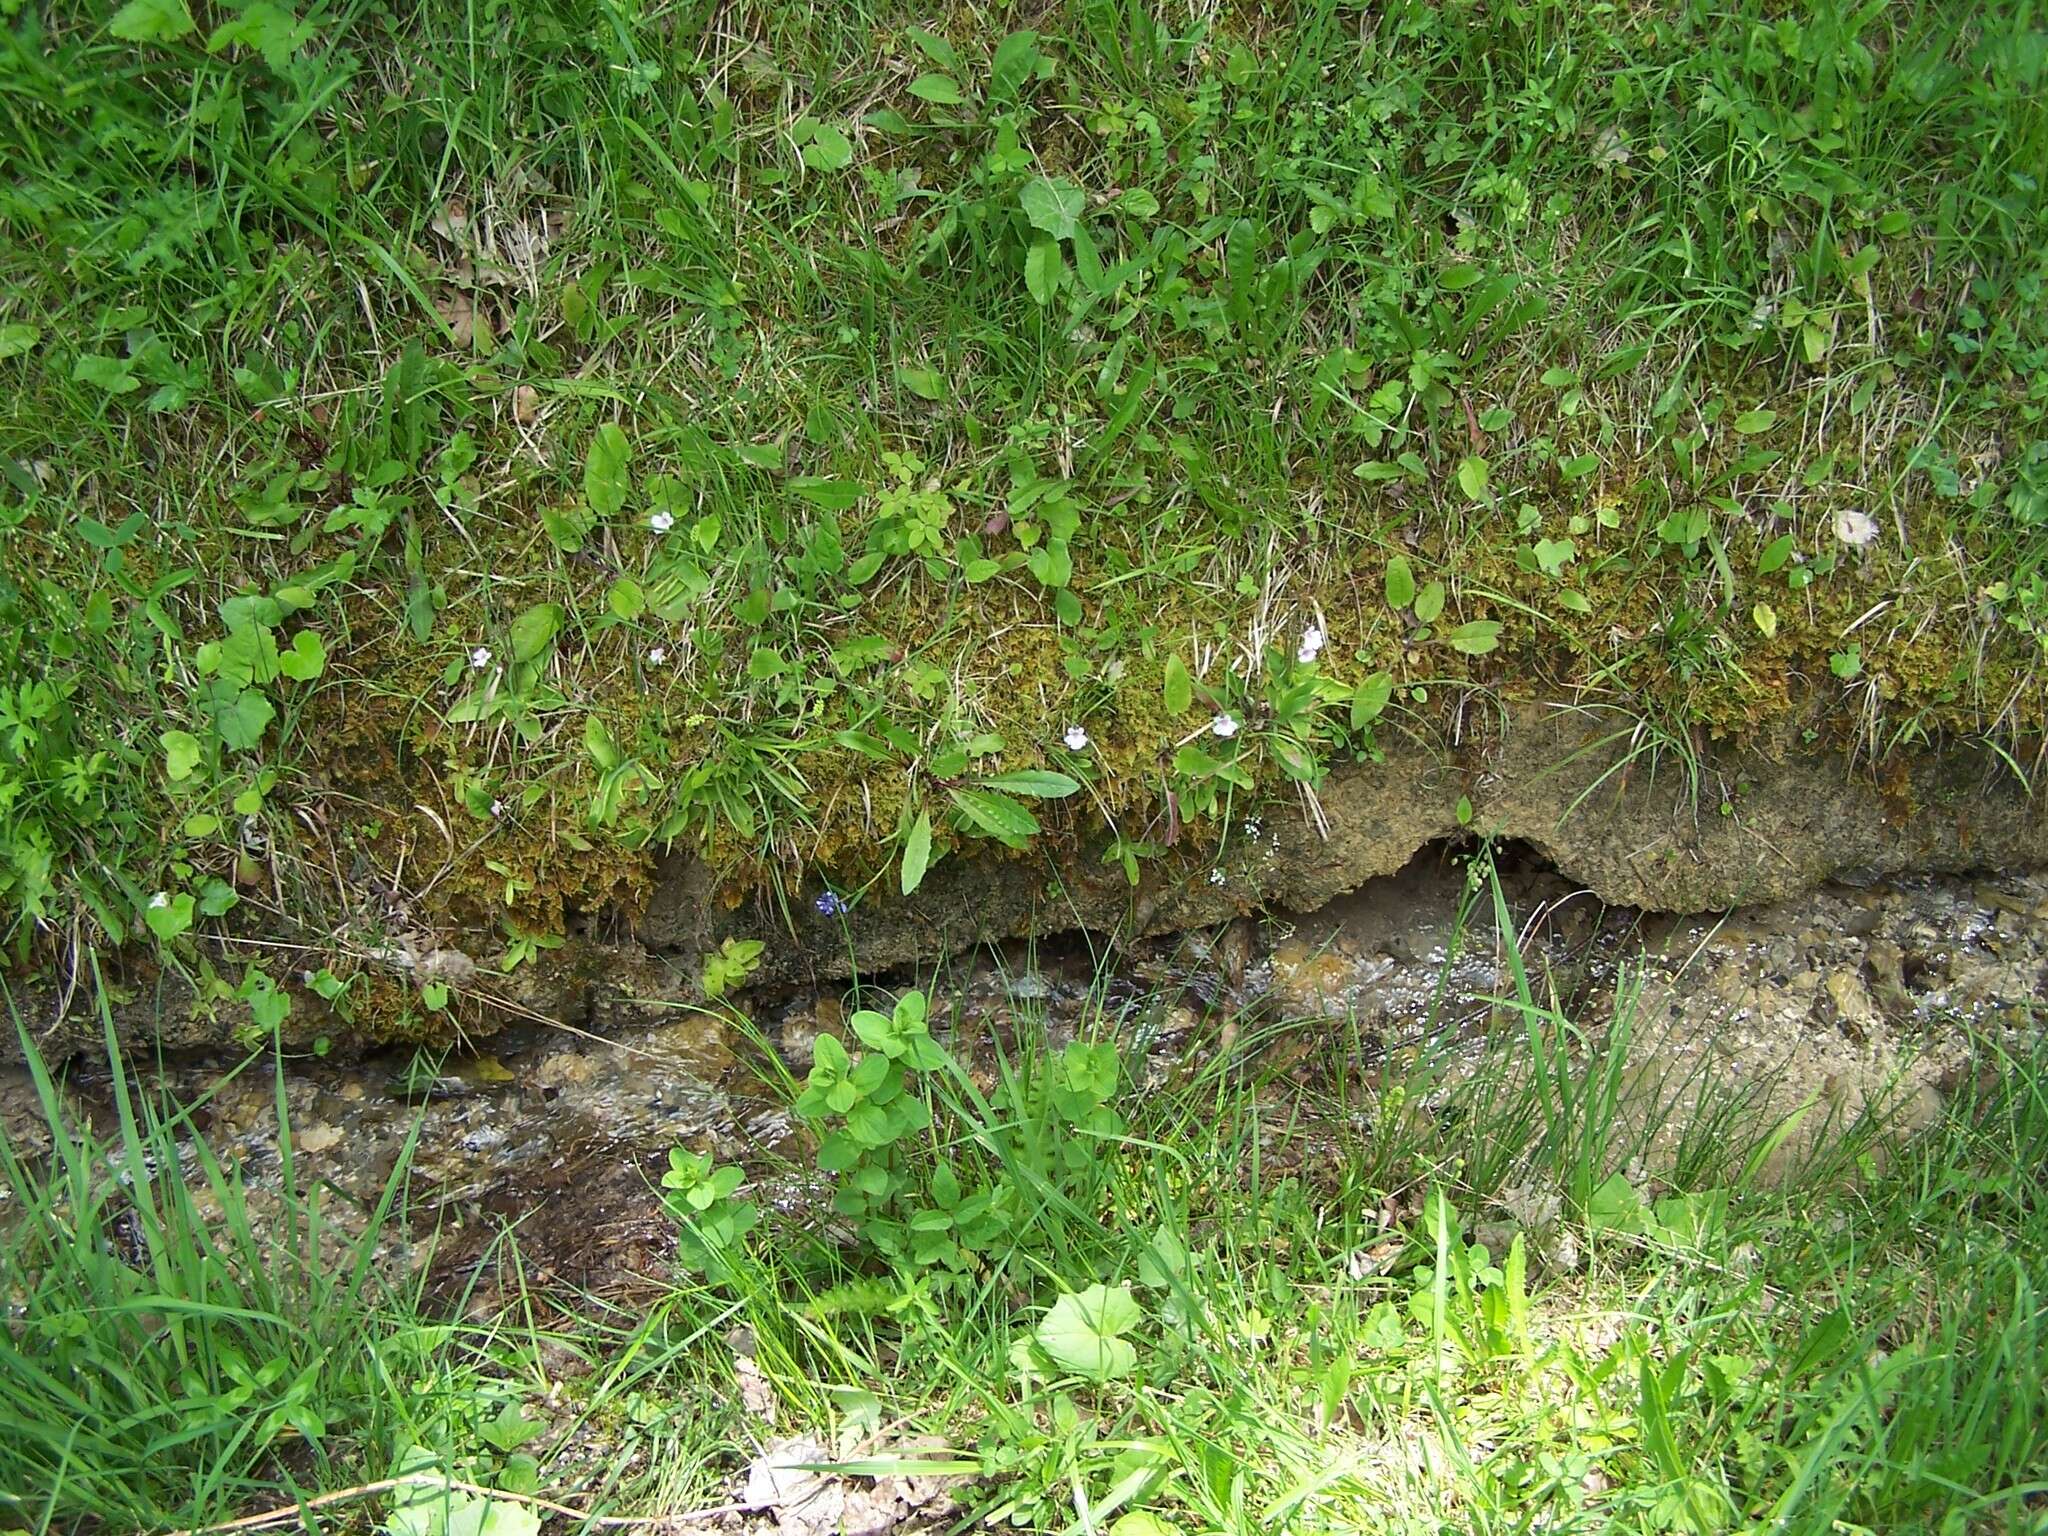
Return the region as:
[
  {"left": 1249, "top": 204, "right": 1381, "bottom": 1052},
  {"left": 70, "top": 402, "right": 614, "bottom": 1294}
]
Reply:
[{"left": 0, "top": 981, "right": 559, "bottom": 1534}]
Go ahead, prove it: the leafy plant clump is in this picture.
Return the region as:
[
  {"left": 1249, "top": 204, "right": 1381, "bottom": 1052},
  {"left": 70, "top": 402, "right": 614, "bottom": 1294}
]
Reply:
[{"left": 3, "top": 0, "right": 2046, "bottom": 1032}]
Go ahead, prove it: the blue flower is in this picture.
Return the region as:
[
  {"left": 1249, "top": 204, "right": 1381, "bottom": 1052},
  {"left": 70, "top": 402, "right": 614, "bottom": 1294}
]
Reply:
[{"left": 814, "top": 890, "right": 847, "bottom": 918}]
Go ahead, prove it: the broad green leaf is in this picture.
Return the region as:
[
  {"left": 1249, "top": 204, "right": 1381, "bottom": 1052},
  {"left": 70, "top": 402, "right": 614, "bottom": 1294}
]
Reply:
[
  {"left": 1446, "top": 619, "right": 1501, "bottom": 655},
  {"left": 1020, "top": 176, "right": 1085, "bottom": 240},
  {"left": 145, "top": 891, "right": 195, "bottom": 942},
  {"left": 1224, "top": 217, "right": 1256, "bottom": 329},
  {"left": 1413, "top": 580, "right": 1445, "bottom": 625},
  {"left": 584, "top": 423, "right": 631, "bottom": 517},
  {"left": 908, "top": 72, "right": 963, "bottom": 104},
  {"left": 212, "top": 688, "right": 275, "bottom": 751},
  {"left": 1455, "top": 455, "right": 1490, "bottom": 502},
  {"left": 73, "top": 354, "right": 139, "bottom": 394},
  {"left": 791, "top": 476, "right": 864, "bottom": 510},
  {"left": 584, "top": 714, "right": 622, "bottom": 770},
  {"left": 1385, "top": 555, "right": 1415, "bottom": 610},
  {"left": 988, "top": 29, "right": 1042, "bottom": 102},
  {"left": 509, "top": 603, "right": 563, "bottom": 662},
  {"left": 1163, "top": 654, "right": 1192, "bottom": 715},
  {"left": 900, "top": 810, "right": 934, "bottom": 895},
  {"left": 1752, "top": 602, "right": 1778, "bottom": 640},
  {"left": 948, "top": 787, "right": 1040, "bottom": 844},
  {"left": 801, "top": 123, "right": 855, "bottom": 171},
  {"left": 1350, "top": 671, "right": 1393, "bottom": 729},
  {"left": 0, "top": 324, "right": 41, "bottom": 360},
  {"left": 161, "top": 729, "right": 202, "bottom": 781},
  {"left": 110, "top": 0, "right": 195, "bottom": 42},
  {"left": 1733, "top": 408, "right": 1776, "bottom": 436},
  {"left": 608, "top": 577, "right": 645, "bottom": 620},
  {"left": 277, "top": 630, "right": 326, "bottom": 681},
  {"left": 896, "top": 365, "right": 944, "bottom": 401},
  {"left": 906, "top": 24, "right": 961, "bottom": 72},
  {"left": 977, "top": 769, "right": 1080, "bottom": 798},
  {"left": 1035, "top": 1284, "right": 1142, "bottom": 1380},
  {"left": 1108, "top": 1516, "right": 1187, "bottom": 1536},
  {"left": 1757, "top": 534, "right": 1795, "bottom": 575},
  {"left": 1024, "top": 235, "right": 1062, "bottom": 306}
]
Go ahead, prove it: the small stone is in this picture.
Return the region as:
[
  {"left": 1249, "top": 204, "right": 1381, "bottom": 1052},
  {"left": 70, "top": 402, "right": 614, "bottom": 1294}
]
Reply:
[{"left": 1816, "top": 969, "right": 1878, "bottom": 1041}]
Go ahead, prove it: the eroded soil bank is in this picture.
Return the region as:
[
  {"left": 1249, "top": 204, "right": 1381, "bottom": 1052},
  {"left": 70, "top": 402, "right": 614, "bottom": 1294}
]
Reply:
[
  {"left": 8, "top": 850, "right": 2043, "bottom": 1300},
  {"left": 18, "top": 704, "right": 2048, "bottom": 1060}
]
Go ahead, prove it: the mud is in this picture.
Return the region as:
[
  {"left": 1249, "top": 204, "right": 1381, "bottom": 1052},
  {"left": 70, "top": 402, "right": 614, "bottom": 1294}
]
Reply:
[{"left": 6, "top": 853, "right": 2042, "bottom": 1296}]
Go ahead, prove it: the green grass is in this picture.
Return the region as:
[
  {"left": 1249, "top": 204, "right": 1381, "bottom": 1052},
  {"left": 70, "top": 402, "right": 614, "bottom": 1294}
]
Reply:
[
  {"left": 2, "top": 1, "right": 2046, "bottom": 1022},
  {"left": 660, "top": 906, "right": 2048, "bottom": 1534},
  {"left": 0, "top": 985, "right": 588, "bottom": 1534},
  {"left": 6, "top": 856, "right": 2046, "bottom": 1532}
]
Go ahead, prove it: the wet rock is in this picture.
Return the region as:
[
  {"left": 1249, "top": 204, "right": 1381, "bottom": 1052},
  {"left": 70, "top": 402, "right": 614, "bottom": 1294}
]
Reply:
[
  {"left": 1816, "top": 970, "right": 1879, "bottom": 1041},
  {"left": 1864, "top": 940, "right": 1914, "bottom": 1020}
]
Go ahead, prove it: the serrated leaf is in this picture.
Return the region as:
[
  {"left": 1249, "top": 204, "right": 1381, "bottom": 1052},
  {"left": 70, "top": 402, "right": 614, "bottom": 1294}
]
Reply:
[
  {"left": 110, "top": 0, "right": 195, "bottom": 43},
  {"left": 213, "top": 688, "right": 274, "bottom": 751},
  {"left": 1385, "top": 555, "right": 1415, "bottom": 610},
  {"left": 73, "top": 354, "right": 139, "bottom": 394},
  {"left": 1020, "top": 176, "right": 1085, "bottom": 240},
  {"left": 900, "top": 810, "right": 933, "bottom": 894}
]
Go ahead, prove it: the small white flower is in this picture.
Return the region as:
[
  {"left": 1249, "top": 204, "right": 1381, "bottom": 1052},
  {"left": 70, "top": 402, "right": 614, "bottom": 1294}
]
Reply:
[
  {"left": 1063, "top": 724, "right": 1090, "bottom": 751},
  {"left": 469, "top": 645, "right": 492, "bottom": 670},
  {"left": 148, "top": 891, "right": 170, "bottom": 909},
  {"left": 1833, "top": 508, "right": 1878, "bottom": 548},
  {"left": 1210, "top": 712, "right": 1239, "bottom": 739},
  {"left": 1296, "top": 625, "right": 1325, "bottom": 664},
  {"left": 490, "top": 798, "right": 505, "bottom": 818},
  {"left": 1207, "top": 868, "right": 1227, "bottom": 887},
  {"left": 649, "top": 509, "right": 676, "bottom": 535},
  {"left": 1243, "top": 818, "right": 1262, "bottom": 839},
  {"left": 647, "top": 645, "right": 669, "bottom": 667}
]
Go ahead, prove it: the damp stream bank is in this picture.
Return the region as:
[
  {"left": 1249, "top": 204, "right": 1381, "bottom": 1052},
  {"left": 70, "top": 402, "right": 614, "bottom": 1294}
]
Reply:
[{"left": 6, "top": 848, "right": 2044, "bottom": 1300}]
